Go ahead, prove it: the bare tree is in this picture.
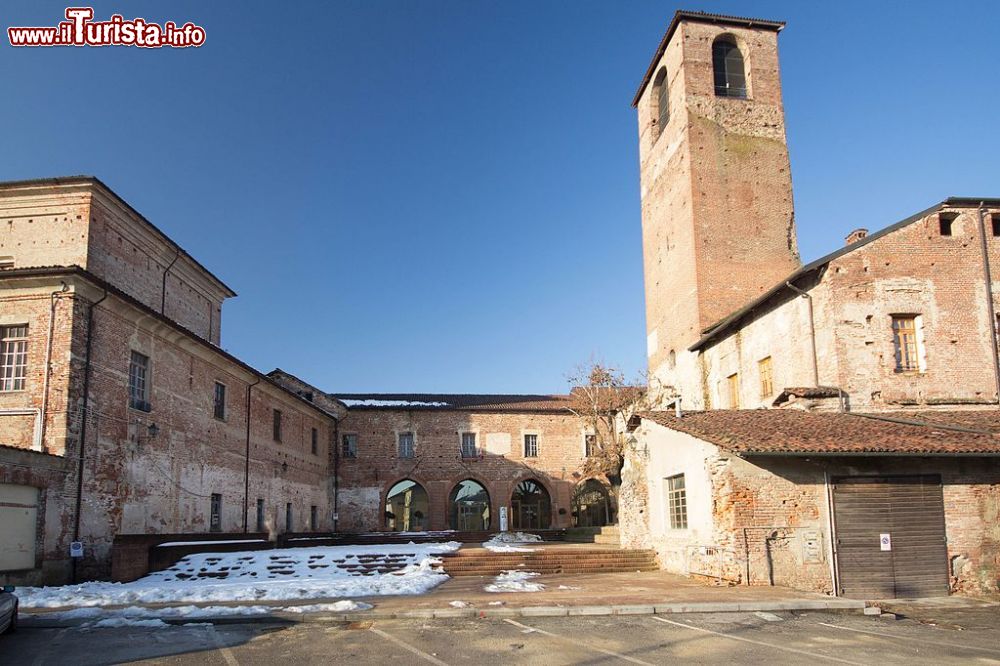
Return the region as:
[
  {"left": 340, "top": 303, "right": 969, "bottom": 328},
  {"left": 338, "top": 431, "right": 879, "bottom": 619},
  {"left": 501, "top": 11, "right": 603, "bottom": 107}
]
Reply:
[{"left": 566, "top": 362, "right": 647, "bottom": 487}]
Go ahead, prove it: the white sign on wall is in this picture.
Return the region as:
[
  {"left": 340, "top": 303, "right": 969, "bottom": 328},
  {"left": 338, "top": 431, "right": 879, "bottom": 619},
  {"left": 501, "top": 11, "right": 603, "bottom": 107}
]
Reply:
[
  {"left": 499, "top": 506, "right": 508, "bottom": 532},
  {"left": 69, "top": 541, "right": 84, "bottom": 558},
  {"left": 879, "top": 533, "right": 892, "bottom": 551}
]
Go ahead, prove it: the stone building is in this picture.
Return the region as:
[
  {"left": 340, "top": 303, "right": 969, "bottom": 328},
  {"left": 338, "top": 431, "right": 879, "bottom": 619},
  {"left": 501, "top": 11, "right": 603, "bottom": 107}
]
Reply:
[
  {"left": 269, "top": 370, "right": 615, "bottom": 534},
  {"left": 0, "top": 177, "right": 336, "bottom": 585},
  {"left": 622, "top": 10, "right": 1000, "bottom": 597}
]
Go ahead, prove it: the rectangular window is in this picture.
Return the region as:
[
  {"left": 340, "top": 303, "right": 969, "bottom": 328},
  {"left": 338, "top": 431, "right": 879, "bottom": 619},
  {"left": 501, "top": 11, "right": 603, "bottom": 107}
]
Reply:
[
  {"left": 585, "top": 434, "right": 598, "bottom": 457},
  {"left": 398, "top": 432, "right": 415, "bottom": 459},
  {"left": 311, "top": 427, "right": 319, "bottom": 455},
  {"left": 213, "top": 382, "right": 226, "bottom": 420},
  {"left": 272, "top": 409, "right": 282, "bottom": 442},
  {"left": 758, "top": 357, "right": 773, "bottom": 399},
  {"left": 524, "top": 434, "right": 538, "bottom": 458},
  {"left": 992, "top": 215, "right": 1000, "bottom": 237},
  {"left": 128, "top": 351, "right": 151, "bottom": 411},
  {"left": 285, "top": 502, "right": 293, "bottom": 532},
  {"left": 341, "top": 433, "right": 358, "bottom": 458},
  {"left": 460, "top": 432, "right": 478, "bottom": 458},
  {"left": 0, "top": 325, "right": 28, "bottom": 392},
  {"left": 727, "top": 373, "right": 740, "bottom": 409},
  {"left": 666, "top": 474, "right": 688, "bottom": 529},
  {"left": 892, "top": 315, "right": 922, "bottom": 372},
  {"left": 310, "top": 505, "right": 318, "bottom": 531},
  {"left": 938, "top": 212, "right": 955, "bottom": 236},
  {"left": 256, "top": 498, "right": 265, "bottom": 532},
  {"left": 210, "top": 493, "right": 222, "bottom": 532}
]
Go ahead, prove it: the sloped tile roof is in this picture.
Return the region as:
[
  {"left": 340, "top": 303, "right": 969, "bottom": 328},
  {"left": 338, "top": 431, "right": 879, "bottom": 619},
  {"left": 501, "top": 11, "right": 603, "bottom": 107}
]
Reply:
[
  {"left": 332, "top": 393, "right": 578, "bottom": 412},
  {"left": 638, "top": 409, "right": 1000, "bottom": 456}
]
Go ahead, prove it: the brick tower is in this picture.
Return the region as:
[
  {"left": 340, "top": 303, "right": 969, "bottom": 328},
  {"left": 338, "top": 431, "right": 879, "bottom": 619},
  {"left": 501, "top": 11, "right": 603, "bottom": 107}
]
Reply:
[{"left": 634, "top": 11, "right": 801, "bottom": 407}]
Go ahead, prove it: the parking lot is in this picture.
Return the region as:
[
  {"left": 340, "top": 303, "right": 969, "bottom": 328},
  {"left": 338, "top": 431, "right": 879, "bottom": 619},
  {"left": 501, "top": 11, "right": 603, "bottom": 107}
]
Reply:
[{"left": 6, "top": 607, "right": 1000, "bottom": 665}]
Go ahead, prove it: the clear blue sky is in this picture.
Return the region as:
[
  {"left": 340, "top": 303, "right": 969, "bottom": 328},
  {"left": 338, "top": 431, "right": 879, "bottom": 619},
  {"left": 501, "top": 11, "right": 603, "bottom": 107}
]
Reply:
[{"left": 3, "top": 1, "right": 997, "bottom": 393}]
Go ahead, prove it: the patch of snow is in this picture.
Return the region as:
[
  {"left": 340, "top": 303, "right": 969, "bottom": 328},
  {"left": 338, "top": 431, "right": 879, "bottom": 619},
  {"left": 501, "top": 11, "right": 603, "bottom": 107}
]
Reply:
[
  {"left": 556, "top": 585, "right": 581, "bottom": 590},
  {"left": 19, "top": 542, "right": 460, "bottom": 609},
  {"left": 341, "top": 399, "right": 450, "bottom": 408},
  {"left": 448, "top": 600, "right": 471, "bottom": 608},
  {"left": 484, "top": 570, "right": 545, "bottom": 593},
  {"left": 482, "top": 532, "right": 543, "bottom": 553},
  {"left": 156, "top": 540, "right": 267, "bottom": 548},
  {"left": 487, "top": 601, "right": 505, "bottom": 606},
  {"left": 281, "top": 601, "right": 371, "bottom": 613}
]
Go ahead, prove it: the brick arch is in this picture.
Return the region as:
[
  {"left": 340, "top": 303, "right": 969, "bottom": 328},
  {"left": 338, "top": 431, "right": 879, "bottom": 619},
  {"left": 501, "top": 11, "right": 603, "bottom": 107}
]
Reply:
[
  {"left": 447, "top": 477, "right": 493, "bottom": 531},
  {"left": 508, "top": 475, "right": 555, "bottom": 530},
  {"left": 382, "top": 476, "right": 432, "bottom": 531}
]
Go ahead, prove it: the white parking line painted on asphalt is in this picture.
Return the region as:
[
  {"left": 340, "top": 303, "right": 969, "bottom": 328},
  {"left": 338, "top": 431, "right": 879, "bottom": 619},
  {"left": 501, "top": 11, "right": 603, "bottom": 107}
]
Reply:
[
  {"left": 651, "top": 616, "right": 865, "bottom": 665},
  {"left": 369, "top": 625, "right": 450, "bottom": 666},
  {"left": 502, "top": 618, "right": 655, "bottom": 665},
  {"left": 207, "top": 626, "right": 241, "bottom": 666},
  {"left": 816, "top": 621, "right": 1000, "bottom": 655}
]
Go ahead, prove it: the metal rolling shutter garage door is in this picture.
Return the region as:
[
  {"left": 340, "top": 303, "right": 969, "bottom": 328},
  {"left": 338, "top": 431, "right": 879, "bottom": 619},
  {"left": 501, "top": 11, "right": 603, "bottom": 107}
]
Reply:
[{"left": 832, "top": 475, "right": 949, "bottom": 599}]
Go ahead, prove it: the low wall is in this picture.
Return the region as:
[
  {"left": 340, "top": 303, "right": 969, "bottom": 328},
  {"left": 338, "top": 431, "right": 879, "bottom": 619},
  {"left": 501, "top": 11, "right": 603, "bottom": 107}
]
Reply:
[{"left": 112, "top": 533, "right": 271, "bottom": 582}]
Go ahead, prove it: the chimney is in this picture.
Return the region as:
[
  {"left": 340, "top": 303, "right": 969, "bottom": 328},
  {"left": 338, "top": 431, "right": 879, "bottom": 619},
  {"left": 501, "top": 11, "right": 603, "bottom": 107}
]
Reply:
[{"left": 845, "top": 228, "right": 868, "bottom": 245}]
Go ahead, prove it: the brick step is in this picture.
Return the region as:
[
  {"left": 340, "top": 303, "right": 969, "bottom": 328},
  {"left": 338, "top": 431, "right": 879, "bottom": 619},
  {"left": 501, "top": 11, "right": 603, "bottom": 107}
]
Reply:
[
  {"left": 445, "top": 564, "right": 659, "bottom": 577},
  {"left": 443, "top": 551, "right": 646, "bottom": 560}
]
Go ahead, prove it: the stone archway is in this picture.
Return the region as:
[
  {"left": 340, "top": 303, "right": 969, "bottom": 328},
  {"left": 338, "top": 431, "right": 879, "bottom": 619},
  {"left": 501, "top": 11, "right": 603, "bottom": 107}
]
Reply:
[
  {"left": 572, "top": 479, "right": 613, "bottom": 527},
  {"left": 448, "top": 479, "right": 491, "bottom": 531},
  {"left": 384, "top": 479, "right": 429, "bottom": 532},
  {"left": 510, "top": 479, "right": 551, "bottom": 530}
]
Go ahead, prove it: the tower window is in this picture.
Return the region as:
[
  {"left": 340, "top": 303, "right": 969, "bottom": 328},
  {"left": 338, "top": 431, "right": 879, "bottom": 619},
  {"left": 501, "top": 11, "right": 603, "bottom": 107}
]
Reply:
[
  {"left": 712, "top": 36, "right": 747, "bottom": 98},
  {"left": 938, "top": 213, "right": 956, "bottom": 236},
  {"left": 654, "top": 68, "right": 669, "bottom": 134}
]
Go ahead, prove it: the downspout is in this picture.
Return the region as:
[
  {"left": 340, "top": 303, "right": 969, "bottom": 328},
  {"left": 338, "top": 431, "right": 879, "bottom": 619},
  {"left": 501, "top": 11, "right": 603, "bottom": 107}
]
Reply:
[
  {"left": 333, "top": 416, "right": 340, "bottom": 533},
  {"left": 242, "top": 376, "right": 261, "bottom": 533},
  {"left": 824, "top": 469, "right": 841, "bottom": 596},
  {"left": 976, "top": 203, "right": 1000, "bottom": 403},
  {"left": 785, "top": 281, "right": 819, "bottom": 387},
  {"left": 72, "top": 288, "right": 108, "bottom": 584},
  {"left": 160, "top": 249, "right": 181, "bottom": 316},
  {"left": 39, "top": 282, "right": 69, "bottom": 452}
]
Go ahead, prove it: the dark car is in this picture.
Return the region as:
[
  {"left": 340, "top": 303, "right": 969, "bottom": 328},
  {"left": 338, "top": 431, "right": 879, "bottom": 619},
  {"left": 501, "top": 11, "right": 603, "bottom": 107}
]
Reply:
[{"left": 0, "top": 586, "right": 17, "bottom": 634}]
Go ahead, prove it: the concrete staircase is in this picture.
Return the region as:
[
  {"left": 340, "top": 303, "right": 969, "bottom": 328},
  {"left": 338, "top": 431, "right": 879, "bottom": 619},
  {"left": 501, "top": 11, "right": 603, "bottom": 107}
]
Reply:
[
  {"left": 439, "top": 545, "right": 657, "bottom": 577},
  {"left": 564, "top": 525, "right": 621, "bottom": 546}
]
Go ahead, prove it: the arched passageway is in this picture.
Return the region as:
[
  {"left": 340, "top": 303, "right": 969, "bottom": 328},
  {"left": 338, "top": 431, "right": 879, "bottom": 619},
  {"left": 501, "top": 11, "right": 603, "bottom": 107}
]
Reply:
[
  {"left": 510, "top": 479, "right": 551, "bottom": 530},
  {"left": 572, "top": 479, "right": 613, "bottom": 527},
  {"left": 385, "top": 479, "right": 429, "bottom": 531},
  {"left": 449, "top": 479, "right": 490, "bottom": 531}
]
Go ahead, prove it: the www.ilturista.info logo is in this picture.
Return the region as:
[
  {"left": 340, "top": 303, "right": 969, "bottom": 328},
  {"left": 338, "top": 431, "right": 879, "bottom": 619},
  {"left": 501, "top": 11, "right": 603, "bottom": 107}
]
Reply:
[{"left": 8, "top": 7, "right": 206, "bottom": 48}]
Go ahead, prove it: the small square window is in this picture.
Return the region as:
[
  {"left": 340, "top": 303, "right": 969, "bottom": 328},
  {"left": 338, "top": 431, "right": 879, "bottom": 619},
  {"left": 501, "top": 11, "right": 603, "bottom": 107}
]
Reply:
[
  {"left": 585, "top": 434, "right": 598, "bottom": 457},
  {"left": 341, "top": 433, "right": 358, "bottom": 459}
]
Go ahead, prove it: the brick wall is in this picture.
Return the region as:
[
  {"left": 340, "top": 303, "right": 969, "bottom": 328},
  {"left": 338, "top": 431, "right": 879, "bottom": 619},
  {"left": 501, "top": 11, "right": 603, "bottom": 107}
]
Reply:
[{"left": 335, "top": 408, "right": 607, "bottom": 532}]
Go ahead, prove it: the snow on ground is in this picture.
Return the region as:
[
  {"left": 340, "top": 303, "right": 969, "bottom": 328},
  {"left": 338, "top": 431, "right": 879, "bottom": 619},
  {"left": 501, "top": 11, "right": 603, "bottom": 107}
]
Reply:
[
  {"left": 90, "top": 618, "right": 169, "bottom": 629},
  {"left": 281, "top": 601, "right": 371, "bottom": 613},
  {"left": 156, "top": 539, "right": 266, "bottom": 548},
  {"left": 18, "top": 542, "right": 460, "bottom": 609},
  {"left": 484, "top": 570, "right": 545, "bottom": 593},
  {"left": 448, "top": 600, "right": 471, "bottom": 608},
  {"left": 482, "top": 532, "right": 543, "bottom": 553}
]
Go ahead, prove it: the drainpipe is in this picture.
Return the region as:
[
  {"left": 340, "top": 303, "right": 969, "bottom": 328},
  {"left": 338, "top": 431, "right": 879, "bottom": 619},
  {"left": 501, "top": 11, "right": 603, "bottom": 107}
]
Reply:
[
  {"left": 160, "top": 249, "right": 181, "bottom": 316},
  {"left": 39, "top": 282, "right": 69, "bottom": 452},
  {"left": 785, "top": 281, "right": 819, "bottom": 387},
  {"left": 333, "top": 416, "right": 340, "bottom": 533},
  {"left": 824, "top": 469, "right": 841, "bottom": 596},
  {"left": 72, "top": 287, "right": 108, "bottom": 584},
  {"left": 242, "top": 376, "right": 261, "bottom": 533},
  {"left": 976, "top": 203, "right": 1000, "bottom": 403}
]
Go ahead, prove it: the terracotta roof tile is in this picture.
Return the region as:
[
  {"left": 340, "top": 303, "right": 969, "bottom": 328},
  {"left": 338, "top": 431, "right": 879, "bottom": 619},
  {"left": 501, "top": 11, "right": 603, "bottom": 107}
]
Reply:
[{"left": 638, "top": 409, "right": 1000, "bottom": 456}]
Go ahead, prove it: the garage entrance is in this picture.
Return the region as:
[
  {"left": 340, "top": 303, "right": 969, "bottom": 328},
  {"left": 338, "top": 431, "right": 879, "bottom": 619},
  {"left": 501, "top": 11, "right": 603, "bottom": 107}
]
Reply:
[
  {"left": 832, "top": 475, "right": 949, "bottom": 598},
  {"left": 0, "top": 483, "right": 39, "bottom": 572}
]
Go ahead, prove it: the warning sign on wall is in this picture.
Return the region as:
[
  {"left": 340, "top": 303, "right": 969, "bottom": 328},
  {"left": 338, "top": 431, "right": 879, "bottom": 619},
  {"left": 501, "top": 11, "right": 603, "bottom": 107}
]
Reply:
[{"left": 879, "top": 533, "right": 892, "bottom": 551}]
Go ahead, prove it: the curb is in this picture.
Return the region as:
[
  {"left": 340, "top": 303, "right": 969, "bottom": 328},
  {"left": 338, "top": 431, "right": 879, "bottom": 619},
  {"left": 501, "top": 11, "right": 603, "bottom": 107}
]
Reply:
[{"left": 19, "top": 598, "right": 865, "bottom": 628}]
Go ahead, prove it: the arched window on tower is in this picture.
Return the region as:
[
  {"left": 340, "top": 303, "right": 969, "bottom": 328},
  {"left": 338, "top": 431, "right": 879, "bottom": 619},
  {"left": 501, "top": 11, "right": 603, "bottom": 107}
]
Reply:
[
  {"left": 712, "top": 36, "right": 747, "bottom": 98},
  {"left": 653, "top": 68, "right": 669, "bottom": 135}
]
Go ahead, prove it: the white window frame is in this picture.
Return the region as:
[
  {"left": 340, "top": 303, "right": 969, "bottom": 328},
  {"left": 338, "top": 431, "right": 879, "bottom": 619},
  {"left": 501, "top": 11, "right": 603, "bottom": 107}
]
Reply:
[
  {"left": 459, "top": 431, "right": 479, "bottom": 459},
  {"left": 665, "top": 474, "right": 688, "bottom": 530},
  {"left": 398, "top": 431, "right": 416, "bottom": 459},
  {"left": 0, "top": 324, "right": 29, "bottom": 392},
  {"left": 341, "top": 433, "right": 358, "bottom": 459},
  {"left": 128, "top": 350, "right": 151, "bottom": 411},
  {"left": 523, "top": 431, "right": 539, "bottom": 458}
]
